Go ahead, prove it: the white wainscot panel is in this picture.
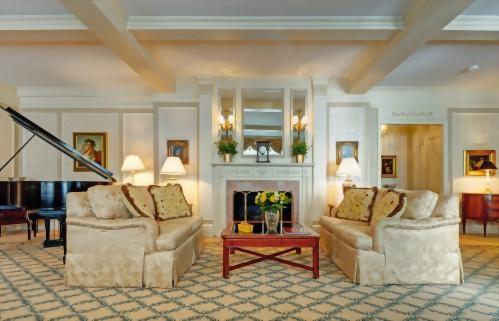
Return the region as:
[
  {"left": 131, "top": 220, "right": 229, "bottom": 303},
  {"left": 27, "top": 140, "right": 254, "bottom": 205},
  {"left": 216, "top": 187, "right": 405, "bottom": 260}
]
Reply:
[
  {"left": 123, "top": 113, "right": 154, "bottom": 186},
  {"left": 21, "top": 112, "right": 59, "bottom": 180},
  {"left": 61, "top": 113, "right": 120, "bottom": 181}
]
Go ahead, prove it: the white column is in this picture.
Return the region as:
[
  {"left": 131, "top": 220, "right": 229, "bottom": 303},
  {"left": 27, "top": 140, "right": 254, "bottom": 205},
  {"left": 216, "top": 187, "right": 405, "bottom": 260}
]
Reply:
[{"left": 311, "top": 77, "right": 329, "bottom": 227}]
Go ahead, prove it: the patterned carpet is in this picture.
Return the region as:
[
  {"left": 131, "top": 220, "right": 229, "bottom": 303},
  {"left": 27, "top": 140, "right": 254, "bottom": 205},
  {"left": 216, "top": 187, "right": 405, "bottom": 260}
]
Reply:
[{"left": 0, "top": 241, "right": 498, "bottom": 321}]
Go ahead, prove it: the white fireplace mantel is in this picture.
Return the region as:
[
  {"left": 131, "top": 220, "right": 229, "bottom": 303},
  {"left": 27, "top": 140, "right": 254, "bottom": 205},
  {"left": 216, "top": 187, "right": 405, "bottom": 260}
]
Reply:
[{"left": 210, "top": 163, "right": 314, "bottom": 235}]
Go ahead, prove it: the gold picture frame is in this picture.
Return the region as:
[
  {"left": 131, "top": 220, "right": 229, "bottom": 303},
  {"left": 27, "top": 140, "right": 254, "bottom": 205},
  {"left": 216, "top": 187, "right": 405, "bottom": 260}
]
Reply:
[
  {"left": 381, "top": 155, "right": 397, "bottom": 178},
  {"left": 336, "top": 141, "right": 358, "bottom": 165},
  {"left": 464, "top": 150, "right": 496, "bottom": 176},
  {"left": 73, "top": 132, "right": 108, "bottom": 172},
  {"left": 167, "top": 140, "right": 189, "bottom": 164}
]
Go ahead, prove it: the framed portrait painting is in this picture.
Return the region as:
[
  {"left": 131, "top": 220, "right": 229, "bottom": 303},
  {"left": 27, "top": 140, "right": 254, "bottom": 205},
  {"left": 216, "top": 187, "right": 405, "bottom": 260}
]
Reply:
[
  {"left": 336, "top": 141, "right": 358, "bottom": 165},
  {"left": 381, "top": 155, "right": 397, "bottom": 178},
  {"left": 167, "top": 140, "right": 189, "bottom": 164},
  {"left": 73, "top": 132, "right": 107, "bottom": 171},
  {"left": 464, "top": 150, "right": 496, "bottom": 176}
]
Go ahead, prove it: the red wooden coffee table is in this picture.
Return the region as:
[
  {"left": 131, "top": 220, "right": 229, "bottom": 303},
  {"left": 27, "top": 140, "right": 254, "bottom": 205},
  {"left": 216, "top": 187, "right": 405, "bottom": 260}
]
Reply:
[{"left": 221, "top": 221, "right": 320, "bottom": 279}]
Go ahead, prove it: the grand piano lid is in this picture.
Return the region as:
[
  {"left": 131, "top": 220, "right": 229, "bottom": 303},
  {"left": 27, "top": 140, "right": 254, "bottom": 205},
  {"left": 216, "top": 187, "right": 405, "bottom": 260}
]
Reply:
[{"left": 1, "top": 106, "right": 116, "bottom": 182}]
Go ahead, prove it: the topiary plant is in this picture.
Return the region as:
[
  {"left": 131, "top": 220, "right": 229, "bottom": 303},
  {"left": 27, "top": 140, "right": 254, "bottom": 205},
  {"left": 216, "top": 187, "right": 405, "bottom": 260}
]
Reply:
[
  {"left": 216, "top": 140, "right": 238, "bottom": 155},
  {"left": 292, "top": 141, "right": 308, "bottom": 156}
]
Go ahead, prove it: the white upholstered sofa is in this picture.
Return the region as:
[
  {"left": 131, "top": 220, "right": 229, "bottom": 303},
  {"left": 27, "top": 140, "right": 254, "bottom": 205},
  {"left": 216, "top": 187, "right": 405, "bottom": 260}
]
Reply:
[
  {"left": 320, "top": 189, "right": 463, "bottom": 285},
  {"left": 65, "top": 185, "right": 204, "bottom": 288}
]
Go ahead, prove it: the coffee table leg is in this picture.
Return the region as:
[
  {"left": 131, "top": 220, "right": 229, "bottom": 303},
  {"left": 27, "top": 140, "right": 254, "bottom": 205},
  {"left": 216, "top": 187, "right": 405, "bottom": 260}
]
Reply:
[
  {"left": 313, "top": 242, "right": 319, "bottom": 278},
  {"left": 295, "top": 247, "right": 301, "bottom": 254},
  {"left": 223, "top": 240, "right": 230, "bottom": 279}
]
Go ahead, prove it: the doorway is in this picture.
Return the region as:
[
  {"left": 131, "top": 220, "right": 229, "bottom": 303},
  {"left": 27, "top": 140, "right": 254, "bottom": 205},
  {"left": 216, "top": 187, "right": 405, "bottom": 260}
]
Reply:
[{"left": 380, "top": 124, "right": 443, "bottom": 193}]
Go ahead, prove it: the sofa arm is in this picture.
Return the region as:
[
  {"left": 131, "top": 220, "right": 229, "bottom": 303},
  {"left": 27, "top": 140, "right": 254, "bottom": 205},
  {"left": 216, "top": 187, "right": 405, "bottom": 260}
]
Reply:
[
  {"left": 67, "top": 216, "right": 158, "bottom": 254},
  {"left": 373, "top": 217, "right": 460, "bottom": 253}
]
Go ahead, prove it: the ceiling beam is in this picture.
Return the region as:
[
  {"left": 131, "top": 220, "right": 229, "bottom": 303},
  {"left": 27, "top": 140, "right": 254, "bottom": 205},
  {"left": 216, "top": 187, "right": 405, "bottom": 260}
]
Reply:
[
  {"left": 342, "top": 0, "right": 476, "bottom": 94},
  {"left": 59, "top": 0, "right": 174, "bottom": 92}
]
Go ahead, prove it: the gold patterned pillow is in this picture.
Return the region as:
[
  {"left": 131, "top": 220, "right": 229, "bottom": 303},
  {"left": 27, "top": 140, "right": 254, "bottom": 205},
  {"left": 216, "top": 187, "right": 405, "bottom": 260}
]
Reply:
[
  {"left": 337, "top": 187, "right": 378, "bottom": 222},
  {"left": 148, "top": 184, "right": 192, "bottom": 220},
  {"left": 370, "top": 190, "right": 407, "bottom": 234},
  {"left": 120, "top": 184, "right": 156, "bottom": 219}
]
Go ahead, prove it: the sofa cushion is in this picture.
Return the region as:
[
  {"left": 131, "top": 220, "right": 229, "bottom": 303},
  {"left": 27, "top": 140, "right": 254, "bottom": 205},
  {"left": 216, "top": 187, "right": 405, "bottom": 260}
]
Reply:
[
  {"left": 66, "top": 192, "right": 93, "bottom": 218},
  {"left": 336, "top": 187, "right": 378, "bottom": 222},
  {"left": 156, "top": 216, "right": 203, "bottom": 251},
  {"left": 319, "top": 216, "right": 368, "bottom": 234},
  {"left": 370, "top": 190, "right": 407, "bottom": 235},
  {"left": 400, "top": 190, "right": 438, "bottom": 220},
  {"left": 329, "top": 224, "right": 373, "bottom": 250},
  {"left": 431, "top": 194, "right": 459, "bottom": 219},
  {"left": 87, "top": 185, "right": 130, "bottom": 219},
  {"left": 148, "top": 184, "right": 192, "bottom": 220},
  {"left": 121, "top": 184, "right": 156, "bottom": 219}
]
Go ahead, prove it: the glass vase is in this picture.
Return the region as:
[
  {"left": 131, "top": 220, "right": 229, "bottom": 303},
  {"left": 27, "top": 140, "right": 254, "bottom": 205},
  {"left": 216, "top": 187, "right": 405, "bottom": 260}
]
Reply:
[{"left": 264, "top": 210, "right": 280, "bottom": 234}]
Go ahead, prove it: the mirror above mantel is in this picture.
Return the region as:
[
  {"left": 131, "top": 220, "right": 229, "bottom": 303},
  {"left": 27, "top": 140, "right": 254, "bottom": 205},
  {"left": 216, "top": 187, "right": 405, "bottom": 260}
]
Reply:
[{"left": 242, "top": 89, "right": 284, "bottom": 156}]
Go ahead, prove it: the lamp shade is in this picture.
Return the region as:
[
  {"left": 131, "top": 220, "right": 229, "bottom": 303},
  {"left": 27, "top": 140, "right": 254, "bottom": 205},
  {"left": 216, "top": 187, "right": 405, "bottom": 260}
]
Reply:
[
  {"left": 337, "top": 158, "right": 361, "bottom": 176},
  {"left": 160, "top": 157, "right": 186, "bottom": 176},
  {"left": 480, "top": 160, "right": 497, "bottom": 170},
  {"left": 121, "top": 155, "right": 145, "bottom": 172}
]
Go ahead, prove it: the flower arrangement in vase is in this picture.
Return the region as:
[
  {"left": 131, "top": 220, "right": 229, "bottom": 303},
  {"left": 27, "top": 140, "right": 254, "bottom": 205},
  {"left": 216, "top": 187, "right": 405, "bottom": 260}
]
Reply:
[
  {"left": 216, "top": 140, "right": 238, "bottom": 162},
  {"left": 255, "top": 191, "right": 292, "bottom": 234},
  {"left": 292, "top": 141, "right": 308, "bottom": 164}
]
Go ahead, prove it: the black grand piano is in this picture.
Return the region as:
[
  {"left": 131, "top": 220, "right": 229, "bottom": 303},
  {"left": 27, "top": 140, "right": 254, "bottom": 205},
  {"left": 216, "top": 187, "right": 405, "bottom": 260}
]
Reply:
[{"left": 0, "top": 106, "right": 115, "bottom": 254}]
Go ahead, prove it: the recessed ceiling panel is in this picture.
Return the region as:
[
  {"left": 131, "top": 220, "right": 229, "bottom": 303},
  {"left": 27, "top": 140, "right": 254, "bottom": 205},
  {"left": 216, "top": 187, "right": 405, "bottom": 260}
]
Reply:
[{"left": 0, "top": 0, "right": 68, "bottom": 15}]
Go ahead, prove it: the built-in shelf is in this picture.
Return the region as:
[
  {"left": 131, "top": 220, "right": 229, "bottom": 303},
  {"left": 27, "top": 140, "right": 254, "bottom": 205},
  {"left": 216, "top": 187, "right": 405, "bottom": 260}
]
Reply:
[{"left": 211, "top": 162, "right": 314, "bottom": 167}]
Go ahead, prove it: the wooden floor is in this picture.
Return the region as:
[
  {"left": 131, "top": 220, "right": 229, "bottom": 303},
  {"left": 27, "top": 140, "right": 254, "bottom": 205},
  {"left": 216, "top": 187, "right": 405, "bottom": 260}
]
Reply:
[{"left": 1, "top": 228, "right": 498, "bottom": 246}]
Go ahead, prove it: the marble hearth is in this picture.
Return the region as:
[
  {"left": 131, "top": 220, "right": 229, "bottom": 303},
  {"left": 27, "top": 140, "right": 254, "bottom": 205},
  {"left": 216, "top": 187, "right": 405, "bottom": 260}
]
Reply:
[{"left": 211, "top": 163, "right": 313, "bottom": 233}]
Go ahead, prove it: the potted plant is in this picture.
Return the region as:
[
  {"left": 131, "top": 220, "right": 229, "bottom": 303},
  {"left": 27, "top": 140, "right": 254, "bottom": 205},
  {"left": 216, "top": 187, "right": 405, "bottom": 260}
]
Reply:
[
  {"left": 292, "top": 141, "right": 308, "bottom": 164},
  {"left": 216, "top": 140, "right": 238, "bottom": 163},
  {"left": 255, "top": 191, "right": 292, "bottom": 234}
]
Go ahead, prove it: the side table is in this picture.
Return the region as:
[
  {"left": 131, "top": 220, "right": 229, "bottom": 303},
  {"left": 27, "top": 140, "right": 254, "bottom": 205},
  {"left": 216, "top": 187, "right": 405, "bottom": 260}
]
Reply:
[{"left": 38, "top": 209, "right": 67, "bottom": 263}]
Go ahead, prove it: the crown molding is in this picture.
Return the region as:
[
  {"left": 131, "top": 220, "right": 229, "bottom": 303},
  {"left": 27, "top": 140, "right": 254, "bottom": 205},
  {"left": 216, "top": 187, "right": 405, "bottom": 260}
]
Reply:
[
  {"left": 445, "top": 15, "right": 499, "bottom": 31},
  {"left": 128, "top": 16, "right": 403, "bottom": 30},
  {"left": 0, "top": 15, "right": 86, "bottom": 30}
]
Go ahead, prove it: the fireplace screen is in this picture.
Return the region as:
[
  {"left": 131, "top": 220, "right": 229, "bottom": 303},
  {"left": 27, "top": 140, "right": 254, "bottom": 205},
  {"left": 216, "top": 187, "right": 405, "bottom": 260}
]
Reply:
[{"left": 233, "top": 191, "right": 293, "bottom": 222}]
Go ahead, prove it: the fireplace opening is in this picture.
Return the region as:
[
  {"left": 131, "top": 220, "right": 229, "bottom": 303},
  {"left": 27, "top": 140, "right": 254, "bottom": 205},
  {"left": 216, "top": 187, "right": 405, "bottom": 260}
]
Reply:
[{"left": 233, "top": 191, "right": 293, "bottom": 222}]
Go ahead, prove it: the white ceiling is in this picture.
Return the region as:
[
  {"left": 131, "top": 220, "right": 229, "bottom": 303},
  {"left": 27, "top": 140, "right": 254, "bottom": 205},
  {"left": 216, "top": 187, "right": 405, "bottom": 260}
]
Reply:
[
  {"left": 381, "top": 44, "right": 499, "bottom": 88},
  {"left": 1, "top": 0, "right": 497, "bottom": 16},
  {"left": 0, "top": 44, "right": 146, "bottom": 88},
  {"left": 0, "top": 0, "right": 498, "bottom": 91}
]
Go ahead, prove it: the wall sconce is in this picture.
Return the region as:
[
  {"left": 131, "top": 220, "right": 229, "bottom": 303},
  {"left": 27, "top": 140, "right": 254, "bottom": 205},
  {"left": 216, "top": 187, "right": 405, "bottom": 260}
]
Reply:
[
  {"left": 292, "top": 112, "right": 309, "bottom": 139},
  {"left": 380, "top": 124, "right": 388, "bottom": 137},
  {"left": 218, "top": 112, "right": 234, "bottom": 137}
]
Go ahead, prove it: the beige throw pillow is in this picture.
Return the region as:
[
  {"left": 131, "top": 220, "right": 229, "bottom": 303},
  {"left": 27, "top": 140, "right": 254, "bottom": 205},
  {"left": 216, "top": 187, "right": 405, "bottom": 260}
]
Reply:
[
  {"left": 370, "top": 190, "right": 407, "bottom": 235},
  {"left": 337, "top": 187, "right": 378, "bottom": 222},
  {"left": 400, "top": 190, "right": 438, "bottom": 220},
  {"left": 148, "top": 184, "right": 192, "bottom": 220},
  {"left": 87, "top": 185, "right": 130, "bottom": 219},
  {"left": 120, "top": 184, "right": 156, "bottom": 219}
]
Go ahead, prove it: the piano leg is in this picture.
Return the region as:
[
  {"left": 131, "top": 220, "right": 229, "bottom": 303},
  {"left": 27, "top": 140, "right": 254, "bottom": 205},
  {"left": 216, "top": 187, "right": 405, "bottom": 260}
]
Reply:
[{"left": 27, "top": 222, "right": 31, "bottom": 240}]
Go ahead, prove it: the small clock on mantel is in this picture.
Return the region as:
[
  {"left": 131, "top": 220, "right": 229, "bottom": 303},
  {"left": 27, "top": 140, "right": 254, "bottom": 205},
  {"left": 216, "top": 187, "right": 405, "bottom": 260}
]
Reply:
[{"left": 256, "top": 141, "right": 270, "bottom": 163}]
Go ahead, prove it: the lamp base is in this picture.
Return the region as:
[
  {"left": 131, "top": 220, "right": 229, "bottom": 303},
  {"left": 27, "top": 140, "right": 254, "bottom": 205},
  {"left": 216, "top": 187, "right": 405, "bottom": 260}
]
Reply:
[
  {"left": 342, "top": 177, "right": 356, "bottom": 193},
  {"left": 484, "top": 187, "right": 493, "bottom": 194}
]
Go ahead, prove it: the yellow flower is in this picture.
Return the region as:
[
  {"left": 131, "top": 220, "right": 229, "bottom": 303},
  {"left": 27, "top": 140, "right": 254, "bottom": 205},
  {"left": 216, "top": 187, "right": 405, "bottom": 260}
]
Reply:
[
  {"left": 269, "top": 195, "right": 276, "bottom": 203},
  {"left": 260, "top": 193, "right": 267, "bottom": 202}
]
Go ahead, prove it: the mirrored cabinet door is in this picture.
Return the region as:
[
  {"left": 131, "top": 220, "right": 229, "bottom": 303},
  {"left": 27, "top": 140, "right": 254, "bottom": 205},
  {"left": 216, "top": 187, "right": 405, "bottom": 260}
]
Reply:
[{"left": 241, "top": 89, "right": 284, "bottom": 156}]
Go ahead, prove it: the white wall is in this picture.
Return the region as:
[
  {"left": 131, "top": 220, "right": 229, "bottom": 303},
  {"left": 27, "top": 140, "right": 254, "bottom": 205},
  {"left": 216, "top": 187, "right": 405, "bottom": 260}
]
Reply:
[
  {"left": 157, "top": 106, "right": 199, "bottom": 215},
  {"left": 0, "top": 82, "right": 18, "bottom": 179},
  {"left": 123, "top": 113, "right": 154, "bottom": 185}
]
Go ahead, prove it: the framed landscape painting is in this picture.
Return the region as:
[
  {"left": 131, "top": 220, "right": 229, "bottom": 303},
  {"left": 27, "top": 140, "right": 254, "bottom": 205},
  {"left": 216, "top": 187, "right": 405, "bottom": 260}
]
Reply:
[
  {"left": 381, "top": 155, "right": 397, "bottom": 178},
  {"left": 336, "top": 141, "right": 358, "bottom": 165},
  {"left": 73, "top": 132, "right": 107, "bottom": 171},
  {"left": 464, "top": 150, "right": 496, "bottom": 176},
  {"left": 167, "top": 140, "right": 189, "bottom": 164}
]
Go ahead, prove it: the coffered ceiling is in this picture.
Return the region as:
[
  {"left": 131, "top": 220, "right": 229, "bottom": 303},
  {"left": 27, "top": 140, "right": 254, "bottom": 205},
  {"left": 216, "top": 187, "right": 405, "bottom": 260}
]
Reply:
[{"left": 0, "top": 0, "right": 498, "bottom": 93}]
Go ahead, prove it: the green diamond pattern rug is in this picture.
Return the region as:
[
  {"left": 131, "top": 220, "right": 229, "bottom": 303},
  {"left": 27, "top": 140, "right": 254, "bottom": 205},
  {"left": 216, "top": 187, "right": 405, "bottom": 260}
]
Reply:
[{"left": 0, "top": 241, "right": 498, "bottom": 321}]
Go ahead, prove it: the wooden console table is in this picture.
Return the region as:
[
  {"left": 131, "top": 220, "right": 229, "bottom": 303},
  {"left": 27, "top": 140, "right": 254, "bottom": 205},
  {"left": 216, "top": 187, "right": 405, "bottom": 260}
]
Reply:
[{"left": 462, "top": 193, "right": 499, "bottom": 237}]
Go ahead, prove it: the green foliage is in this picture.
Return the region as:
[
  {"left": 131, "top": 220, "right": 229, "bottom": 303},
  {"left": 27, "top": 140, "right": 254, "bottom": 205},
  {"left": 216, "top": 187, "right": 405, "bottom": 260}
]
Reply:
[
  {"left": 292, "top": 141, "right": 308, "bottom": 156},
  {"left": 216, "top": 140, "right": 238, "bottom": 155},
  {"left": 255, "top": 191, "right": 292, "bottom": 213}
]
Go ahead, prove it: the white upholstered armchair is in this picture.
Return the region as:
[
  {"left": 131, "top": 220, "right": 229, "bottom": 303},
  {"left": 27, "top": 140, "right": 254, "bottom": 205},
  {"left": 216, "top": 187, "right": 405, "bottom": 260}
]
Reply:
[{"left": 320, "top": 190, "right": 463, "bottom": 285}]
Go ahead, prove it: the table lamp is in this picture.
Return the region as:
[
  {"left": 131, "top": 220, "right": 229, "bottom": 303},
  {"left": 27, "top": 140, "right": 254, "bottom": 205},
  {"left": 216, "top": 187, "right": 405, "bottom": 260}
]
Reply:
[
  {"left": 121, "top": 155, "right": 145, "bottom": 185},
  {"left": 160, "top": 156, "right": 186, "bottom": 181},
  {"left": 337, "top": 157, "right": 361, "bottom": 189},
  {"left": 480, "top": 160, "right": 497, "bottom": 194}
]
